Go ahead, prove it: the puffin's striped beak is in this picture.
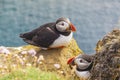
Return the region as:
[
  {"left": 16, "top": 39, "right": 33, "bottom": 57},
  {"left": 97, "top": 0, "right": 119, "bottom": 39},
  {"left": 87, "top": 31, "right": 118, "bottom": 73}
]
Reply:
[
  {"left": 67, "top": 57, "right": 75, "bottom": 65},
  {"left": 70, "top": 23, "right": 76, "bottom": 32}
]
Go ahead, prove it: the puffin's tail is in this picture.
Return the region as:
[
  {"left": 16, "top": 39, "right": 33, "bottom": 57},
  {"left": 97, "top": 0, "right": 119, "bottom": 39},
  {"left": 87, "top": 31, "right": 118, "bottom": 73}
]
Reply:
[
  {"left": 19, "top": 32, "right": 33, "bottom": 40},
  {"left": 19, "top": 33, "right": 24, "bottom": 38},
  {"left": 20, "top": 33, "right": 38, "bottom": 46}
]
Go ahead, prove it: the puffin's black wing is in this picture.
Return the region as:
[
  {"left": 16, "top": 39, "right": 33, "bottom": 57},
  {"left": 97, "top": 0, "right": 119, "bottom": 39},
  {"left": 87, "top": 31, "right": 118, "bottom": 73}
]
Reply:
[
  {"left": 20, "top": 22, "right": 55, "bottom": 40},
  {"left": 32, "top": 27, "right": 60, "bottom": 47},
  {"left": 20, "top": 22, "right": 60, "bottom": 48}
]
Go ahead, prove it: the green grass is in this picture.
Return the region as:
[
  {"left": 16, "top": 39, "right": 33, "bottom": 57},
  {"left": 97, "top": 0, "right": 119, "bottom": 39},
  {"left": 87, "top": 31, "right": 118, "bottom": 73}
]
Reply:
[{"left": 0, "top": 67, "right": 63, "bottom": 80}]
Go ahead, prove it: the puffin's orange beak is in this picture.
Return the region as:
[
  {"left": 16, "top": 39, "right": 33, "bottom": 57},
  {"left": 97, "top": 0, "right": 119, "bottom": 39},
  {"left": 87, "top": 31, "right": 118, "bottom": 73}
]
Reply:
[
  {"left": 67, "top": 57, "right": 75, "bottom": 64},
  {"left": 70, "top": 23, "right": 76, "bottom": 32}
]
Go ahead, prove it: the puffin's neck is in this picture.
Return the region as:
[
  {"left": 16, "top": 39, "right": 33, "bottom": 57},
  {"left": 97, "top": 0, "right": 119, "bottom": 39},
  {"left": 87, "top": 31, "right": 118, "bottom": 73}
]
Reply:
[
  {"left": 54, "top": 26, "right": 71, "bottom": 36},
  {"left": 59, "top": 31, "right": 71, "bottom": 36},
  {"left": 76, "top": 62, "right": 93, "bottom": 71}
]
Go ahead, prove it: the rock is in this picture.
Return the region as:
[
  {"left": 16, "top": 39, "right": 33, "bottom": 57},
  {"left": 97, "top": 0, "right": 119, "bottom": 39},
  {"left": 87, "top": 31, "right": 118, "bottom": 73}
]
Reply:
[
  {"left": 0, "top": 38, "right": 83, "bottom": 77},
  {"left": 90, "top": 29, "right": 120, "bottom": 80},
  {"left": 54, "top": 64, "right": 61, "bottom": 69}
]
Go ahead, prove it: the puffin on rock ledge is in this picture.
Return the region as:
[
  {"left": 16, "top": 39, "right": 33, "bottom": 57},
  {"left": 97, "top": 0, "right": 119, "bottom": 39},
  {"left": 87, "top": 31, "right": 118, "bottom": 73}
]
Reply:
[{"left": 20, "top": 17, "right": 76, "bottom": 49}]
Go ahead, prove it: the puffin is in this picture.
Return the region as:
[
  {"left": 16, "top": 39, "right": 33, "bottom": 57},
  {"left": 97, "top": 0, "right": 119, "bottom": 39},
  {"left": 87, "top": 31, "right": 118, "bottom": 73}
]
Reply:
[
  {"left": 20, "top": 17, "right": 76, "bottom": 49},
  {"left": 67, "top": 54, "right": 93, "bottom": 79}
]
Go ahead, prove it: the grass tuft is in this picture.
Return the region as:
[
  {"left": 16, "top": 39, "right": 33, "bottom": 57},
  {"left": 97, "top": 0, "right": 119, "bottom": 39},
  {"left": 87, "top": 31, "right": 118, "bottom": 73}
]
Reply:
[{"left": 0, "top": 67, "right": 63, "bottom": 80}]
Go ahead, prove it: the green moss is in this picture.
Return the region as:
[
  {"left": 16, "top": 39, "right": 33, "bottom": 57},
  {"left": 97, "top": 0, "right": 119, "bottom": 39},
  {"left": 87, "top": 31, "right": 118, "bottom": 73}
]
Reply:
[{"left": 0, "top": 67, "right": 63, "bottom": 80}]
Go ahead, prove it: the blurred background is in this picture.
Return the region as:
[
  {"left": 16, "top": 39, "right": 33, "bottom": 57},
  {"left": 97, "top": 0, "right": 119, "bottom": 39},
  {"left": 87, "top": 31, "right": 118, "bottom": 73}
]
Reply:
[{"left": 0, "top": 0, "right": 120, "bottom": 54}]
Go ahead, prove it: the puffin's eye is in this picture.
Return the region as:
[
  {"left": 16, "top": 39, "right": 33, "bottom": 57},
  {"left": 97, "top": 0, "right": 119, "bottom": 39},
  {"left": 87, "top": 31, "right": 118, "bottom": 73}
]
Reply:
[
  {"left": 61, "top": 23, "right": 64, "bottom": 26},
  {"left": 56, "top": 21, "right": 69, "bottom": 32},
  {"left": 79, "top": 59, "right": 83, "bottom": 63},
  {"left": 58, "top": 21, "right": 68, "bottom": 27}
]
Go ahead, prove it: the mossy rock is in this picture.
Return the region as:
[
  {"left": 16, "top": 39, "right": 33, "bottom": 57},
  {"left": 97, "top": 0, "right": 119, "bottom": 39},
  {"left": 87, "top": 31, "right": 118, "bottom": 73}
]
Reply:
[{"left": 90, "top": 29, "right": 120, "bottom": 80}]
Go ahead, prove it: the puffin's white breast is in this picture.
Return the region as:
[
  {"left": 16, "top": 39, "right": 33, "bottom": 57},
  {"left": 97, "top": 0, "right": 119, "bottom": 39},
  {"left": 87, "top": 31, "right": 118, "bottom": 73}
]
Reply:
[
  {"left": 75, "top": 70, "right": 91, "bottom": 79},
  {"left": 50, "top": 32, "right": 73, "bottom": 48}
]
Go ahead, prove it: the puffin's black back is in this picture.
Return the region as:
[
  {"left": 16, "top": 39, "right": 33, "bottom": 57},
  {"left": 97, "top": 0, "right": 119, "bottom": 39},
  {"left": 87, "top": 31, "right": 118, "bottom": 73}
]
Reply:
[
  {"left": 20, "top": 22, "right": 55, "bottom": 40},
  {"left": 20, "top": 22, "right": 60, "bottom": 48}
]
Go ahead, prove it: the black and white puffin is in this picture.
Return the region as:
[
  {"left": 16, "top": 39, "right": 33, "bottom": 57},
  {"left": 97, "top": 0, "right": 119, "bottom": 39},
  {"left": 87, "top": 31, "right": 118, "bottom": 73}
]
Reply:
[
  {"left": 67, "top": 54, "right": 93, "bottom": 79},
  {"left": 20, "top": 17, "right": 76, "bottom": 49}
]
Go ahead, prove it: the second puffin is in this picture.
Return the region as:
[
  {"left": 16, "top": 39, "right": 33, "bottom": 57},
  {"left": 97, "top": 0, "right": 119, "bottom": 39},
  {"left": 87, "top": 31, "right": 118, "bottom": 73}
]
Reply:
[{"left": 20, "top": 17, "right": 76, "bottom": 49}]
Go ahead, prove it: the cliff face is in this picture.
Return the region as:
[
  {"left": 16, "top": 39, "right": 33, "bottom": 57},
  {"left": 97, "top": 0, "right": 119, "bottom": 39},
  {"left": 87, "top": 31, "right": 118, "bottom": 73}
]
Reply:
[
  {"left": 0, "top": 38, "right": 83, "bottom": 77},
  {"left": 90, "top": 29, "right": 120, "bottom": 80}
]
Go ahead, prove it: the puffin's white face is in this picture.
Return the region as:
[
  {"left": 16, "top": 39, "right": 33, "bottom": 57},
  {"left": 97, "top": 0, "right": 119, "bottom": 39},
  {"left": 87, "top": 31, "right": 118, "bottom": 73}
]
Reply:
[
  {"left": 74, "top": 58, "right": 91, "bottom": 70},
  {"left": 56, "top": 21, "right": 70, "bottom": 32}
]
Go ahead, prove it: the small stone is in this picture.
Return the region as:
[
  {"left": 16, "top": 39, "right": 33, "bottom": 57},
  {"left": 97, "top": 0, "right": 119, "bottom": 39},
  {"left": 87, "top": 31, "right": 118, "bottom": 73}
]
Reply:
[
  {"left": 54, "top": 64, "right": 61, "bottom": 69},
  {"left": 38, "top": 55, "right": 44, "bottom": 61},
  {"left": 37, "top": 55, "right": 44, "bottom": 64},
  {"left": 60, "top": 71, "right": 64, "bottom": 74},
  {"left": 21, "top": 51, "right": 27, "bottom": 55}
]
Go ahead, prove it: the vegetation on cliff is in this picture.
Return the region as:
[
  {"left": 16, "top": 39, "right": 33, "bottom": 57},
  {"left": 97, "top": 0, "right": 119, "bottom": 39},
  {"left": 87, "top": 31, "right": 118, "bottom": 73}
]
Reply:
[
  {"left": 0, "top": 29, "right": 120, "bottom": 80},
  {"left": 0, "top": 39, "right": 83, "bottom": 80}
]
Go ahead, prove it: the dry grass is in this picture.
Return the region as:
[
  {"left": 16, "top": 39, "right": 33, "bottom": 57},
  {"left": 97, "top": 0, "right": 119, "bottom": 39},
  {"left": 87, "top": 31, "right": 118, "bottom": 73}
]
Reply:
[
  {"left": 0, "top": 46, "right": 82, "bottom": 80},
  {"left": 0, "top": 38, "right": 83, "bottom": 80}
]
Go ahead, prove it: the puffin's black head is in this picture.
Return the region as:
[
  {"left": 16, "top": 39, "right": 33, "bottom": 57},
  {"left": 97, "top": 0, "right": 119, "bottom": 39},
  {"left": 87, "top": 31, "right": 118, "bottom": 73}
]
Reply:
[
  {"left": 67, "top": 54, "right": 93, "bottom": 71},
  {"left": 55, "top": 17, "right": 76, "bottom": 32}
]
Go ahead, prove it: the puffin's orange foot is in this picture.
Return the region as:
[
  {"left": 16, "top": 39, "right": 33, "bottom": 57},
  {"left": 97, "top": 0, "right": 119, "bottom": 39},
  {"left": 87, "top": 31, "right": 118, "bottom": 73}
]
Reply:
[{"left": 56, "top": 46, "right": 65, "bottom": 48}]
